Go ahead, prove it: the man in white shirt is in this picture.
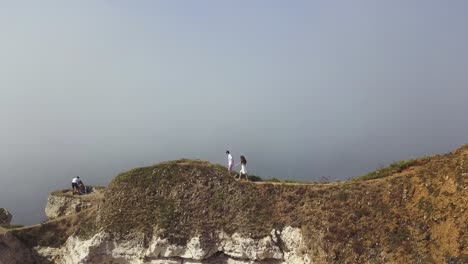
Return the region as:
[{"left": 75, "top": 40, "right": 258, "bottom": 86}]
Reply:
[
  {"left": 72, "top": 176, "right": 80, "bottom": 194},
  {"left": 226, "top": 150, "right": 234, "bottom": 172}
]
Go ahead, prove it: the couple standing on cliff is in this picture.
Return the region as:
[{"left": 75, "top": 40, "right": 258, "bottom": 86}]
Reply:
[{"left": 226, "top": 150, "right": 248, "bottom": 181}]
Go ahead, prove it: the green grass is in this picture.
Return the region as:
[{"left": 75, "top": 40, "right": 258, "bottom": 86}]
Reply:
[{"left": 353, "top": 157, "right": 430, "bottom": 181}]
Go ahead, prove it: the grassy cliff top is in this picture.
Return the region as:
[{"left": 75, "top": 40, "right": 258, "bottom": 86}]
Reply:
[
  {"left": 10, "top": 147, "right": 468, "bottom": 263},
  {"left": 95, "top": 150, "right": 467, "bottom": 263},
  {"left": 49, "top": 187, "right": 106, "bottom": 201}
]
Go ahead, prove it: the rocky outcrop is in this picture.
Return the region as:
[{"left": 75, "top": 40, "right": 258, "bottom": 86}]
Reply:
[
  {"left": 44, "top": 194, "right": 92, "bottom": 219},
  {"left": 45, "top": 188, "right": 103, "bottom": 219},
  {"left": 0, "top": 208, "right": 12, "bottom": 225},
  {"left": 35, "top": 226, "right": 310, "bottom": 264},
  {"left": 0, "top": 232, "right": 50, "bottom": 264}
]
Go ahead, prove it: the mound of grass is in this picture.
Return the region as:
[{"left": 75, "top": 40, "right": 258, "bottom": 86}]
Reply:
[
  {"left": 247, "top": 175, "right": 263, "bottom": 182},
  {"left": 353, "top": 157, "right": 430, "bottom": 181},
  {"left": 100, "top": 160, "right": 279, "bottom": 245},
  {"left": 0, "top": 224, "right": 24, "bottom": 229}
]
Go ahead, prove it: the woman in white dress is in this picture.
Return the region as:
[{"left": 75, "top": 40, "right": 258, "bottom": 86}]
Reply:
[{"left": 236, "top": 155, "right": 248, "bottom": 181}]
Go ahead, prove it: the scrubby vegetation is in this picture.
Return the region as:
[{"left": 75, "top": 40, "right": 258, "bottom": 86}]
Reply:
[
  {"left": 11, "top": 208, "right": 98, "bottom": 248},
  {"left": 246, "top": 175, "right": 262, "bottom": 182},
  {"left": 353, "top": 157, "right": 431, "bottom": 181}
]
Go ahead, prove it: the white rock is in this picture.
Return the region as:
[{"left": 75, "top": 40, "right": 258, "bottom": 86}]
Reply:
[
  {"left": 45, "top": 194, "right": 93, "bottom": 219},
  {"left": 280, "top": 226, "right": 311, "bottom": 264},
  {"left": 181, "top": 236, "right": 208, "bottom": 260},
  {"left": 222, "top": 232, "right": 283, "bottom": 260},
  {"left": 145, "top": 237, "right": 186, "bottom": 259},
  {"left": 35, "top": 226, "right": 308, "bottom": 264},
  {"left": 0, "top": 208, "right": 12, "bottom": 225}
]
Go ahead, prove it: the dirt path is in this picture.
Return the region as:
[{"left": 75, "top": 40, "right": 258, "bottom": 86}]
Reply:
[
  {"left": 252, "top": 181, "right": 343, "bottom": 186},
  {"left": 8, "top": 206, "right": 97, "bottom": 234},
  {"left": 7, "top": 189, "right": 104, "bottom": 233}
]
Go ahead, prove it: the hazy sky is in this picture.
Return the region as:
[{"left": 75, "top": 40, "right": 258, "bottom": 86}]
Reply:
[{"left": 1, "top": 1, "right": 467, "bottom": 224}]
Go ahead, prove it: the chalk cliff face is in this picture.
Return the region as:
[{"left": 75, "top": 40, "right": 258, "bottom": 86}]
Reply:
[
  {"left": 44, "top": 193, "right": 93, "bottom": 219},
  {"left": 35, "top": 226, "right": 310, "bottom": 264},
  {"left": 5, "top": 145, "right": 468, "bottom": 264}
]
